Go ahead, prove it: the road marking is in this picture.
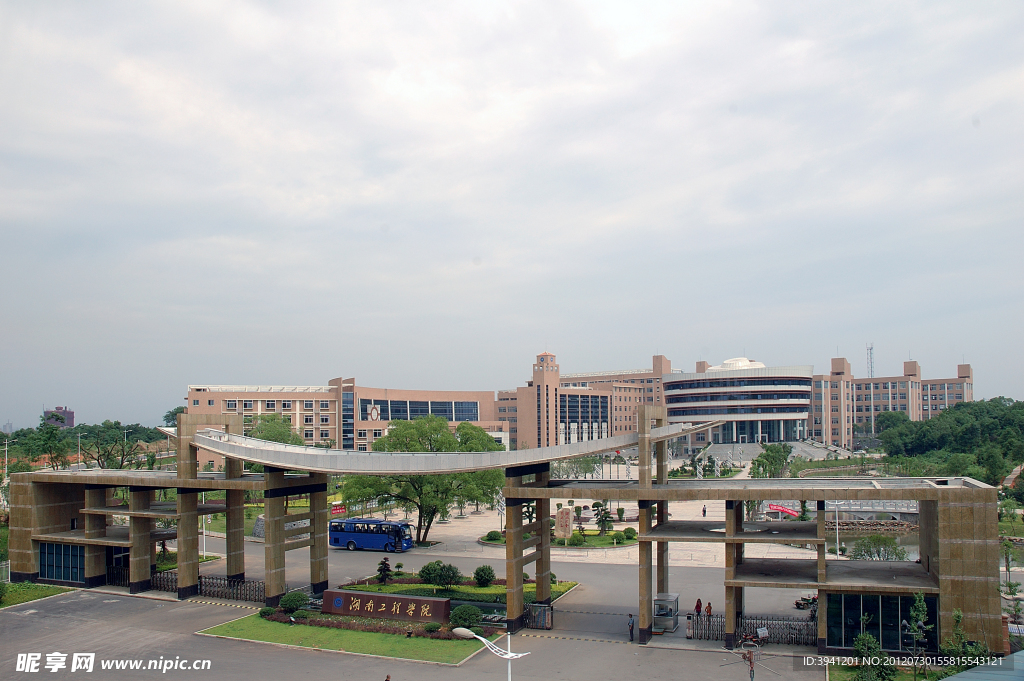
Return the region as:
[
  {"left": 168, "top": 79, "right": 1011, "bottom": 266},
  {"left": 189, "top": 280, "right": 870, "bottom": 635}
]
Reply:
[
  {"left": 520, "top": 633, "right": 630, "bottom": 644},
  {"left": 558, "top": 610, "right": 626, "bottom": 616},
  {"left": 186, "top": 599, "right": 260, "bottom": 610}
]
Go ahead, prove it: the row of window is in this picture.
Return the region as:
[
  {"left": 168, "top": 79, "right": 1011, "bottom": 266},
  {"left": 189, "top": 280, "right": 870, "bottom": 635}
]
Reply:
[
  {"left": 666, "top": 378, "right": 812, "bottom": 391},
  {"left": 666, "top": 392, "right": 810, "bottom": 404},
  {"left": 497, "top": 406, "right": 518, "bottom": 413},
  {"left": 357, "top": 399, "right": 479, "bottom": 423},
  {"left": 357, "top": 429, "right": 384, "bottom": 439}
]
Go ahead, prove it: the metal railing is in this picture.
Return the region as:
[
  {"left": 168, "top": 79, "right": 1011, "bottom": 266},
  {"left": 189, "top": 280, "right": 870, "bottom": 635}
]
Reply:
[
  {"left": 106, "top": 566, "right": 130, "bottom": 588},
  {"left": 151, "top": 570, "right": 177, "bottom": 593},
  {"left": 687, "top": 613, "right": 817, "bottom": 646},
  {"left": 0, "top": 560, "right": 9, "bottom": 583},
  {"left": 198, "top": 575, "right": 265, "bottom": 603}
]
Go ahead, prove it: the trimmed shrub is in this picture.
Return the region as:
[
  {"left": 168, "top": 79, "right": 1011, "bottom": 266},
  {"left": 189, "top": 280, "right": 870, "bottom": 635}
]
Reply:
[
  {"left": 474, "top": 565, "right": 496, "bottom": 588},
  {"left": 279, "top": 591, "right": 309, "bottom": 614},
  {"left": 292, "top": 609, "right": 312, "bottom": 619},
  {"left": 591, "top": 501, "right": 602, "bottom": 509},
  {"left": 523, "top": 572, "right": 529, "bottom": 581},
  {"left": 617, "top": 507, "right": 625, "bottom": 521},
  {"left": 549, "top": 518, "right": 555, "bottom": 527},
  {"left": 259, "top": 607, "right": 276, "bottom": 619},
  {"left": 485, "top": 530, "right": 502, "bottom": 542},
  {"left": 568, "top": 532, "right": 586, "bottom": 547},
  {"left": 470, "top": 626, "right": 485, "bottom": 636},
  {"left": 450, "top": 604, "right": 483, "bottom": 629},
  {"left": 624, "top": 527, "right": 637, "bottom": 540},
  {"left": 612, "top": 531, "right": 626, "bottom": 543},
  {"left": 550, "top": 573, "right": 557, "bottom": 584},
  {"left": 395, "top": 563, "right": 404, "bottom": 572},
  {"left": 555, "top": 538, "right": 566, "bottom": 546},
  {"left": 418, "top": 560, "right": 443, "bottom": 583},
  {"left": 423, "top": 622, "right": 442, "bottom": 633}
]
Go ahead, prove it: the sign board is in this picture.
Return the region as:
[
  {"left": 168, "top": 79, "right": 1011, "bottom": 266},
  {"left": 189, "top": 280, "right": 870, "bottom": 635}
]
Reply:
[
  {"left": 331, "top": 504, "right": 346, "bottom": 515},
  {"left": 496, "top": 493, "right": 505, "bottom": 514},
  {"left": 321, "top": 590, "right": 450, "bottom": 623},
  {"left": 555, "top": 507, "right": 573, "bottom": 539},
  {"left": 768, "top": 503, "right": 799, "bottom": 518}
]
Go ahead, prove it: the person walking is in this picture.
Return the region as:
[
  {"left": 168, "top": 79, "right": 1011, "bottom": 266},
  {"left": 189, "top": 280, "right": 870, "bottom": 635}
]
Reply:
[
  {"left": 694, "top": 598, "right": 702, "bottom": 617},
  {"left": 705, "top": 601, "right": 713, "bottom": 617},
  {"left": 702, "top": 505, "right": 707, "bottom": 518},
  {"left": 628, "top": 613, "right": 635, "bottom": 641}
]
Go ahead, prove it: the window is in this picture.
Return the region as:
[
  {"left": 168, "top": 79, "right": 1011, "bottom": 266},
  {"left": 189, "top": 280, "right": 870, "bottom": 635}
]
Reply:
[
  {"left": 243, "top": 400, "right": 253, "bottom": 410},
  {"left": 498, "top": 407, "right": 506, "bottom": 413},
  {"left": 320, "top": 429, "right": 330, "bottom": 438},
  {"left": 831, "top": 393, "right": 839, "bottom": 401},
  {"left": 304, "top": 429, "right": 314, "bottom": 438},
  {"left": 320, "top": 415, "right": 330, "bottom": 424},
  {"left": 357, "top": 430, "right": 367, "bottom": 438},
  {"left": 814, "top": 393, "right": 823, "bottom": 401},
  {"left": 696, "top": 433, "right": 706, "bottom": 442},
  {"left": 357, "top": 444, "right": 367, "bottom": 451},
  {"left": 304, "top": 415, "right": 314, "bottom": 424},
  {"left": 320, "top": 400, "right": 330, "bottom": 409},
  {"left": 831, "top": 406, "right": 839, "bottom": 413},
  {"left": 813, "top": 417, "right": 822, "bottom": 425},
  {"left": 955, "top": 393, "right": 962, "bottom": 400},
  {"left": 832, "top": 429, "right": 839, "bottom": 436},
  {"left": 304, "top": 400, "right": 314, "bottom": 409},
  {"left": 192, "top": 399, "right": 199, "bottom": 406},
  {"left": 266, "top": 400, "right": 276, "bottom": 410},
  {"left": 373, "top": 429, "right": 382, "bottom": 438},
  {"left": 208, "top": 399, "right": 214, "bottom": 406},
  {"left": 282, "top": 400, "right": 292, "bottom": 410},
  {"left": 226, "top": 400, "right": 237, "bottom": 409},
  {"left": 900, "top": 382, "right": 907, "bottom": 389},
  {"left": 831, "top": 418, "right": 839, "bottom": 425},
  {"left": 831, "top": 382, "right": 838, "bottom": 389}
]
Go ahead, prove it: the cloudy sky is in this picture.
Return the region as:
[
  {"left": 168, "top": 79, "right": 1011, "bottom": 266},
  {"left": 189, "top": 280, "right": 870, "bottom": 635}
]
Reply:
[{"left": 1, "top": 1, "right": 1022, "bottom": 429}]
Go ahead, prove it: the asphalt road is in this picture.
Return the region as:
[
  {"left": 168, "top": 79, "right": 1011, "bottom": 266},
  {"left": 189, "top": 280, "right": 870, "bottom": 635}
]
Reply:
[{"left": 0, "top": 591, "right": 825, "bottom": 681}]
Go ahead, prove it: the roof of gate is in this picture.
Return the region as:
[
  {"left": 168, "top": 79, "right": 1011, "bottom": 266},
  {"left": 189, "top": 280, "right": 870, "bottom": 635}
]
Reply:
[{"left": 192, "top": 421, "right": 723, "bottom": 474}]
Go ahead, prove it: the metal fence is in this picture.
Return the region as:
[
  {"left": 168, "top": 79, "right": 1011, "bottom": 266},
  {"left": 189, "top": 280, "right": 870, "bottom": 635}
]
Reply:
[
  {"left": 151, "top": 570, "right": 177, "bottom": 593},
  {"left": 198, "top": 575, "right": 265, "bottom": 603},
  {"left": 525, "top": 603, "right": 553, "bottom": 629},
  {"left": 687, "top": 613, "right": 817, "bottom": 647},
  {"left": 106, "top": 566, "right": 130, "bottom": 588},
  {"left": 0, "top": 560, "right": 10, "bottom": 583}
]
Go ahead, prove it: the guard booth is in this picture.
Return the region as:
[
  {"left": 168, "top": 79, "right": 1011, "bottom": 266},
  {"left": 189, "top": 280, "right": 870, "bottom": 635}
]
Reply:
[
  {"left": 526, "top": 603, "right": 553, "bottom": 629},
  {"left": 654, "top": 593, "right": 679, "bottom": 633}
]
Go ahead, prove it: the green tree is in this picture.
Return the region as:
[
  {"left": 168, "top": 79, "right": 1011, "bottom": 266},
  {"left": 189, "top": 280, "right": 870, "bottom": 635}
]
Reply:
[
  {"left": 853, "top": 614, "right": 897, "bottom": 681},
  {"left": 247, "top": 414, "right": 304, "bottom": 445},
  {"left": 874, "top": 411, "right": 909, "bottom": 433},
  {"left": 342, "top": 416, "right": 503, "bottom": 544},
  {"left": 1003, "top": 581, "right": 1023, "bottom": 624},
  {"left": 35, "top": 414, "right": 70, "bottom": 470},
  {"left": 595, "top": 506, "right": 614, "bottom": 535},
  {"left": 83, "top": 438, "right": 145, "bottom": 469},
  {"left": 797, "top": 500, "right": 811, "bottom": 521},
  {"left": 750, "top": 443, "right": 790, "bottom": 478},
  {"left": 907, "top": 592, "right": 934, "bottom": 681},
  {"left": 163, "top": 407, "right": 185, "bottom": 427},
  {"left": 849, "top": 535, "right": 909, "bottom": 561},
  {"left": 377, "top": 556, "right": 392, "bottom": 585}
]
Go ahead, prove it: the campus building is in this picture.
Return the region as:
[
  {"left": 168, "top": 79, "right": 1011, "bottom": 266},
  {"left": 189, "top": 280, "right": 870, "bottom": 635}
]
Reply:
[
  {"left": 810, "top": 360, "right": 975, "bottom": 449},
  {"left": 43, "top": 406, "right": 74, "bottom": 429},
  {"left": 662, "top": 358, "right": 813, "bottom": 451}
]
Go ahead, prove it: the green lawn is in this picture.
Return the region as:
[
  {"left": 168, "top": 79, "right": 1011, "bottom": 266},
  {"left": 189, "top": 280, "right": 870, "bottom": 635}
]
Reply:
[
  {"left": 481, "top": 530, "right": 637, "bottom": 549},
  {"left": 204, "top": 511, "right": 261, "bottom": 537},
  {"left": 154, "top": 551, "right": 221, "bottom": 572},
  {"left": 0, "top": 524, "right": 8, "bottom": 562},
  {"left": 0, "top": 582, "right": 73, "bottom": 608},
  {"left": 999, "top": 520, "right": 1024, "bottom": 538},
  {"left": 343, "top": 579, "right": 577, "bottom": 605},
  {"left": 200, "top": 614, "right": 490, "bottom": 664}
]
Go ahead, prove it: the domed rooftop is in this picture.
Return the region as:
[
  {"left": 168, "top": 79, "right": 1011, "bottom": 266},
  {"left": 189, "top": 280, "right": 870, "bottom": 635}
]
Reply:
[{"left": 710, "top": 357, "right": 766, "bottom": 371}]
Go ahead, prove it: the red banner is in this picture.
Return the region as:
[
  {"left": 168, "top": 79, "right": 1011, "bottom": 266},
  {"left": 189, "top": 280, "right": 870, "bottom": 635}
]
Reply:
[
  {"left": 331, "top": 504, "right": 346, "bottom": 515},
  {"left": 768, "top": 503, "right": 799, "bottom": 517}
]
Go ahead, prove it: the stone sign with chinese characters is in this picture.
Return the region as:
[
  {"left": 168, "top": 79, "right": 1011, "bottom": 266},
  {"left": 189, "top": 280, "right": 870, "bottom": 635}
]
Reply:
[
  {"left": 555, "top": 507, "right": 573, "bottom": 539},
  {"left": 321, "top": 590, "right": 451, "bottom": 623}
]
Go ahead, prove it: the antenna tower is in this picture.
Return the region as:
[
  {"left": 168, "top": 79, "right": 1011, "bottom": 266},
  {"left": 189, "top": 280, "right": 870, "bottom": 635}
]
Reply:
[{"left": 866, "top": 343, "right": 875, "bottom": 378}]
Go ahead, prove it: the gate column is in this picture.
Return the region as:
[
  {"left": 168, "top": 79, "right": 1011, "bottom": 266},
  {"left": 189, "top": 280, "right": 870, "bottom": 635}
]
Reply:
[
  {"left": 128, "top": 488, "right": 152, "bottom": 594},
  {"left": 224, "top": 458, "right": 245, "bottom": 582},
  {"left": 638, "top": 500, "right": 654, "bottom": 644},
  {"left": 264, "top": 467, "right": 287, "bottom": 607},
  {"left": 310, "top": 474, "right": 330, "bottom": 595}
]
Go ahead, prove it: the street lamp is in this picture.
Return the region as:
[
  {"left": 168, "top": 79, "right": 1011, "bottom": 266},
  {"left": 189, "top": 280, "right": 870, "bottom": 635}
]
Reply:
[
  {"left": 901, "top": 619, "right": 925, "bottom": 681},
  {"left": 452, "top": 627, "right": 529, "bottom": 681},
  {"left": 3, "top": 437, "right": 17, "bottom": 497}
]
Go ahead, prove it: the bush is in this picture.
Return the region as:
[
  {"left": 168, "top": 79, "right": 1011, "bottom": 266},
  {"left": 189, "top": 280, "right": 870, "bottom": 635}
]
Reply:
[
  {"left": 617, "top": 507, "right": 625, "bottom": 521},
  {"left": 279, "top": 591, "right": 309, "bottom": 614},
  {"left": 555, "top": 538, "right": 566, "bottom": 546},
  {"left": 485, "top": 530, "right": 502, "bottom": 542},
  {"left": 591, "top": 501, "right": 602, "bottom": 509},
  {"left": 450, "top": 604, "right": 483, "bottom": 628},
  {"left": 523, "top": 572, "right": 529, "bottom": 582},
  {"left": 259, "top": 607, "right": 276, "bottom": 619},
  {"left": 395, "top": 563, "right": 404, "bottom": 572},
  {"left": 470, "top": 626, "right": 485, "bottom": 636},
  {"left": 420, "top": 560, "right": 462, "bottom": 588},
  {"left": 474, "top": 565, "right": 496, "bottom": 588},
  {"left": 568, "top": 532, "right": 586, "bottom": 547},
  {"left": 550, "top": 573, "right": 557, "bottom": 584},
  {"left": 424, "top": 622, "right": 442, "bottom": 633},
  {"left": 418, "top": 560, "right": 443, "bottom": 583},
  {"left": 293, "top": 609, "right": 312, "bottom": 619},
  {"left": 612, "top": 531, "right": 626, "bottom": 543},
  {"left": 624, "top": 527, "right": 637, "bottom": 540}
]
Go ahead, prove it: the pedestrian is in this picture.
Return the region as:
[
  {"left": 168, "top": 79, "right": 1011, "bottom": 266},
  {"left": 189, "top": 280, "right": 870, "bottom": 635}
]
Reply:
[
  {"left": 385, "top": 676, "right": 391, "bottom": 681},
  {"left": 694, "top": 598, "right": 702, "bottom": 617},
  {"left": 702, "top": 505, "right": 707, "bottom": 518},
  {"left": 705, "top": 601, "right": 713, "bottom": 617},
  {"left": 628, "top": 613, "right": 635, "bottom": 641}
]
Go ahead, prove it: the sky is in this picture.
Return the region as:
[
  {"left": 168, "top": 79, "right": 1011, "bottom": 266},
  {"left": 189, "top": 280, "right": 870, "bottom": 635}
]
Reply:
[{"left": 1, "top": 1, "right": 1022, "bottom": 429}]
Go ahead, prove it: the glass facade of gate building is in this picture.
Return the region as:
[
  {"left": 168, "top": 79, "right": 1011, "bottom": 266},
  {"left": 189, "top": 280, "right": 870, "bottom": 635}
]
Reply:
[{"left": 825, "top": 593, "right": 938, "bottom": 652}]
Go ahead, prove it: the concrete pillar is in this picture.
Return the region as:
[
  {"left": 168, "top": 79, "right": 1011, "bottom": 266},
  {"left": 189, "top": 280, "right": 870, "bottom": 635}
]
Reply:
[
  {"left": 83, "top": 488, "right": 107, "bottom": 588},
  {"left": 309, "top": 474, "right": 329, "bottom": 594},
  {"left": 817, "top": 590, "right": 829, "bottom": 653},
  {"left": 505, "top": 500, "right": 525, "bottom": 633},
  {"left": 264, "top": 468, "right": 287, "bottom": 607},
  {"left": 7, "top": 478, "right": 37, "bottom": 582},
  {"left": 534, "top": 471, "right": 551, "bottom": 605},
  {"left": 224, "top": 458, "right": 245, "bottom": 582},
  {"left": 638, "top": 408, "right": 652, "bottom": 488},
  {"left": 128, "top": 488, "right": 152, "bottom": 594},
  {"left": 638, "top": 502, "right": 653, "bottom": 644},
  {"left": 817, "top": 500, "right": 827, "bottom": 581},
  {"left": 176, "top": 490, "right": 199, "bottom": 599}
]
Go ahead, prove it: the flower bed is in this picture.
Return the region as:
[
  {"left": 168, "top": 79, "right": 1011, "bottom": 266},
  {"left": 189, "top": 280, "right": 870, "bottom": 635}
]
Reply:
[
  {"left": 262, "top": 609, "right": 498, "bottom": 639},
  {"left": 340, "top": 577, "right": 577, "bottom": 605}
]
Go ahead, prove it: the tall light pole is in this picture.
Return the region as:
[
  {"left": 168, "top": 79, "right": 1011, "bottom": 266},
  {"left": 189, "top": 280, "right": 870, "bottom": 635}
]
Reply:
[
  {"left": 452, "top": 627, "right": 529, "bottom": 681},
  {"left": 4, "top": 437, "right": 17, "bottom": 487}
]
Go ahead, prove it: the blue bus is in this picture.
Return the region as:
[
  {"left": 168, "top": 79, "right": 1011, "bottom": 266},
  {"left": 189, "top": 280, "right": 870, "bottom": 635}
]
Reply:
[{"left": 328, "top": 518, "right": 414, "bottom": 552}]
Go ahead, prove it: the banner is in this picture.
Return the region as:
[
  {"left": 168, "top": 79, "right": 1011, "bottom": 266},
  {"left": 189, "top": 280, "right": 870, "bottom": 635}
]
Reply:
[
  {"left": 330, "top": 504, "right": 346, "bottom": 515},
  {"left": 768, "top": 503, "right": 799, "bottom": 517}
]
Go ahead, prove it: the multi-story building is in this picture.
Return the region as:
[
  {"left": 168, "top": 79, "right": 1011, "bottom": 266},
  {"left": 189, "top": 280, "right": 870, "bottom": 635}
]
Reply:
[
  {"left": 662, "top": 358, "right": 813, "bottom": 452},
  {"left": 810, "top": 360, "right": 975, "bottom": 449},
  {"left": 43, "top": 406, "right": 74, "bottom": 429}
]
